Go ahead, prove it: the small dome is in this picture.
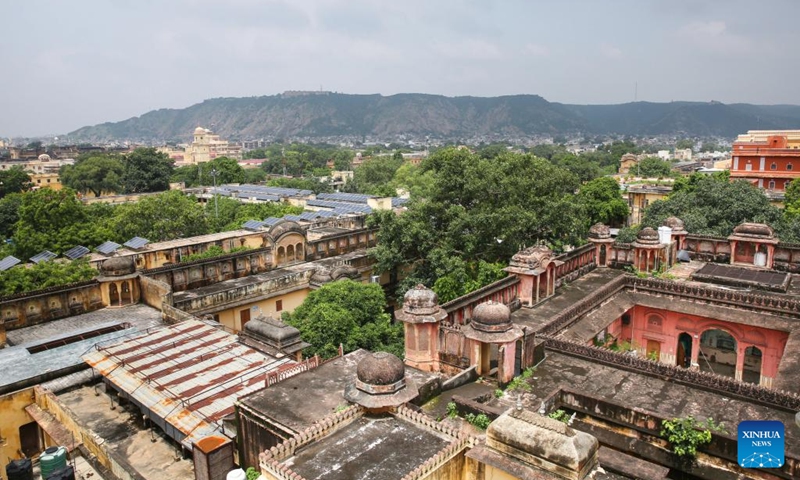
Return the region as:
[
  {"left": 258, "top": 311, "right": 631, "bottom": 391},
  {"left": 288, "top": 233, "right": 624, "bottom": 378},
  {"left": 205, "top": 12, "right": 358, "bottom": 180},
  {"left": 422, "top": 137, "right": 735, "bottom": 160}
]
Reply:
[
  {"left": 509, "top": 245, "right": 553, "bottom": 271},
  {"left": 356, "top": 351, "right": 405, "bottom": 387},
  {"left": 268, "top": 219, "right": 303, "bottom": 240},
  {"left": 635, "top": 227, "right": 660, "bottom": 246},
  {"left": 403, "top": 284, "right": 439, "bottom": 313},
  {"left": 38, "top": 154, "right": 51, "bottom": 162},
  {"left": 100, "top": 256, "right": 136, "bottom": 276},
  {"left": 194, "top": 126, "right": 206, "bottom": 134},
  {"left": 732, "top": 222, "right": 774, "bottom": 238},
  {"left": 471, "top": 301, "right": 512, "bottom": 333},
  {"left": 663, "top": 217, "right": 686, "bottom": 232},
  {"left": 588, "top": 223, "right": 611, "bottom": 239},
  {"left": 331, "top": 265, "right": 358, "bottom": 280}
]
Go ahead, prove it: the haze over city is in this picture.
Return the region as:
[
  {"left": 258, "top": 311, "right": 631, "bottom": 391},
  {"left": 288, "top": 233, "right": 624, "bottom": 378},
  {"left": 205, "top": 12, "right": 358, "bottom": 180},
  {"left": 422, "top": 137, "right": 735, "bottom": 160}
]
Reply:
[{"left": 3, "top": 0, "right": 800, "bottom": 136}]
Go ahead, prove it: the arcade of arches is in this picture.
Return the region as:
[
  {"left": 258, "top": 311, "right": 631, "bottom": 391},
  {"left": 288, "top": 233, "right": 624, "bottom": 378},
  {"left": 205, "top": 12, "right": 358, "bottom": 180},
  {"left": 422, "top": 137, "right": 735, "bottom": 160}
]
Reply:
[{"left": 599, "top": 306, "right": 789, "bottom": 387}]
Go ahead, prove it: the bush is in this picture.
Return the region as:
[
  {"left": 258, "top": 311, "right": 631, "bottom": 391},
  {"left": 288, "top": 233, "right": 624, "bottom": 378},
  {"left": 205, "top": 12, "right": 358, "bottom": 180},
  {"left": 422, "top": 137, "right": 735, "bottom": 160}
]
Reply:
[
  {"left": 506, "top": 367, "right": 535, "bottom": 393},
  {"left": 661, "top": 416, "right": 725, "bottom": 459},
  {"left": 548, "top": 409, "right": 570, "bottom": 424},
  {"left": 446, "top": 402, "right": 458, "bottom": 419},
  {"left": 464, "top": 413, "right": 492, "bottom": 430}
]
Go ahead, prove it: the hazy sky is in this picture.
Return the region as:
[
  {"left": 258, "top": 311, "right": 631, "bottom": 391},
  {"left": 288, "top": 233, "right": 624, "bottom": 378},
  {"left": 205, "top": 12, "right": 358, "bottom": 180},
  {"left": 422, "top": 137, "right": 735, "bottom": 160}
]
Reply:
[{"left": 2, "top": 0, "right": 799, "bottom": 137}]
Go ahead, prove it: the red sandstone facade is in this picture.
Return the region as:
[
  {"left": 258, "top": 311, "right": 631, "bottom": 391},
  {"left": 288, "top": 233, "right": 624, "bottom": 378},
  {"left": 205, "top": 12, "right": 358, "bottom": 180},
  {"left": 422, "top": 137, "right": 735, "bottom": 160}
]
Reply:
[{"left": 730, "top": 130, "right": 800, "bottom": 192}]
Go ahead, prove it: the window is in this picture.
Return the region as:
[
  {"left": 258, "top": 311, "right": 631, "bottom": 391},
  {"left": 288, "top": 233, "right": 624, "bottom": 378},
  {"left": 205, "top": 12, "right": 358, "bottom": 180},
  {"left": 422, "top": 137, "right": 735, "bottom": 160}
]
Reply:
[
  {"left": 771, "top": 163, "right": 777, "bottom": 170},
  {"left": 785, "top": 181, "right": 791, "bottom": 190},
  {"left": 745, "top": 163, "right": 752, "bottom": 171},
  {"left": 276, "top": 300, "right": 283, "bottom": 312},
  {"left": 788, "top": 163, "right": 793, "bottom": 171},
  {"left": 769, "top": 180, "right": 776, "bottom": 190}
]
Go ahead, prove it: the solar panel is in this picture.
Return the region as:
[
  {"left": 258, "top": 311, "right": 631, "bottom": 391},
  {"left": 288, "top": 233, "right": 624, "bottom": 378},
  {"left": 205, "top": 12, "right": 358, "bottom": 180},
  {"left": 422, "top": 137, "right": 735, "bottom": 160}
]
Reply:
[
  {"left": 64, "top": 245, "right": 91, "bottom": 260},
  {"left": 123, "top": 237, "right": 150, "bottom": 250},
  {"left": 242, "top": 220, "right": 266, "bottom": 230},
  {"left": 263, "top": 217, "right": 282, "bottom": 226},
  {"left": 0, "top": 255, "right": 21, "bottom": 272},
  {"left": 96, "top": 241, "right": 122, "bottom": 255},
  {"left": 284, "top": 215, "right": 303, "bottom": 222},
  {"left": 298, "top": 211, "right": 320, "bottom": 221},
  {"left": 30, "top": 251, "right": 57, "bottom": 264},
  {"left": 315, "top": 210, "right": 336, "bottom": 218}
]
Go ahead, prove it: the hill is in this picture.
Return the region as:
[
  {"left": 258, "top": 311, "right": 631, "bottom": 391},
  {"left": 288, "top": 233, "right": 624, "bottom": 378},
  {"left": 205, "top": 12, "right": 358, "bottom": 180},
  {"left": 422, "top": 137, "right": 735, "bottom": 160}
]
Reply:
[{"left": 67, "top": 93, "right": 800, "bottom": 142}]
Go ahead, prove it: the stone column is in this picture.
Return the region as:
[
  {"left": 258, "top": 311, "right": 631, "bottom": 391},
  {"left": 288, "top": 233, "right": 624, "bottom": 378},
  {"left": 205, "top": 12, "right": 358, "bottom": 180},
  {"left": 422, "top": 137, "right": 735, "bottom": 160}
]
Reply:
[
  {"left": 690, "top": 334, "right": 700, "bottom": 369},
  {"left": 735, "top": 344, "right": 746, "bottom": 381},
  {"left": 766, "top": 244, "right": 775, "bottom": 269},
  {"left": 535, "top": 275, "right": 540, "bottom": 304},
  {"left": 730, "top": 240, "right": 737, "bottom": 264}
]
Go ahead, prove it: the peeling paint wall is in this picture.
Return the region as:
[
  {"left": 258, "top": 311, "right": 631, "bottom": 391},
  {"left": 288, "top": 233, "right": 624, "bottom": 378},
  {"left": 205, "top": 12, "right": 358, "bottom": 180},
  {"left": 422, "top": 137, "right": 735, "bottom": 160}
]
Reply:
[{"left": 0, "top": 388, "right": 36, "bottom": 479}]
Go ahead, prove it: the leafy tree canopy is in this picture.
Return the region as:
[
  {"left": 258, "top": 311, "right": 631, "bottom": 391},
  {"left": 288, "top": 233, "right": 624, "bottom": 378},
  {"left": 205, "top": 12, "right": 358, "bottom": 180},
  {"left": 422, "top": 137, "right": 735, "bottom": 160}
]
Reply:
[
  {"left": 267, "top": 176, "right": 333, "bottom": 194},
  {"left": 110, "top": 190, "right": 209, "bottom": 242},
  {"left": 577, "top": 177, "right": 629, "bottom": 226},
  {"left": 60, "top": 154, "right": 124, "bottom": 197},
  {"left": 0, "top": 166, "right": 32, "bottom": 198},
  {"left": 0, "top": 259, "right": 97, "bottom": 296},
  {"left": 348, "top": 155, "right": 404, "bottom": 196},
  {"left": 283, "top": 279, "right": 403, "bottom": 359},
  {"left": 121, "top": 147, "right": 174, "bottom": 193},
  {"left": 637, "top": 157, "right": 673, "bottom": 178}
]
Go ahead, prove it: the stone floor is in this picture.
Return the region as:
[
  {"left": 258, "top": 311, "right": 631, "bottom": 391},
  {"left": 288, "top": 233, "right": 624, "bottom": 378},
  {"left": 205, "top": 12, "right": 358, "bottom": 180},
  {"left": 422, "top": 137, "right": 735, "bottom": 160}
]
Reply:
[{"left": 57, "top": 384, "right": 195, "bottom": 480}]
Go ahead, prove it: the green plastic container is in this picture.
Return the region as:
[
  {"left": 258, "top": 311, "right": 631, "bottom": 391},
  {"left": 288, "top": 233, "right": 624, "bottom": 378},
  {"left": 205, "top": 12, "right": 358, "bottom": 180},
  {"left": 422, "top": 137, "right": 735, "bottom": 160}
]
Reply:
[{"left": 39, "top": 446, "right": 67, "bottom": 479}]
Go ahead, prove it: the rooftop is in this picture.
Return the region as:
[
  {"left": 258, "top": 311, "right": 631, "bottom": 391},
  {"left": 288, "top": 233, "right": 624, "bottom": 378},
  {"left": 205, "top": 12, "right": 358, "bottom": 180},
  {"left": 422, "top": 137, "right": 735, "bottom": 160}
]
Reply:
[
  {"left": 287, "top": 415, "right": 450, "bottom": 480},
  {"left": 0, "top": 304, "right": 163, "bottom": 394},
  {"left": 89, "top": 229, "right": 257, "bottom": 262}
]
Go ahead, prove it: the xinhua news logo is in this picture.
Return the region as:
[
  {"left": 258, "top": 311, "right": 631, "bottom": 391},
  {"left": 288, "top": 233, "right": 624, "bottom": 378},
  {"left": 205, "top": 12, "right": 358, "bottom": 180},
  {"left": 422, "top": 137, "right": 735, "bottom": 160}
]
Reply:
[{"left": 738, "top": 420, "right": 784, "bottom": 469}]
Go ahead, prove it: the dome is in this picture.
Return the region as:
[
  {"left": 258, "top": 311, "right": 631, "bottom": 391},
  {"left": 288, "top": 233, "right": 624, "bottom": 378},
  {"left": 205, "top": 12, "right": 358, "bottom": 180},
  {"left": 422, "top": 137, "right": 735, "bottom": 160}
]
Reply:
[
  {"left": 471, "top": 301, "right": 512, "bottom": 333},
  {"left": 635, "top": 227, "right": 660, "bottom": 246},
  {"left": 268, "top": 219, "right": 303, "bottom": 240},
  {"left": 662, "top": 217, "right": 686, "bottom": 233},
  {"left": 38, "top": 154, "right": 51, "bottom": 162},
  {"left": 732, "top": 222, "right": 774, "bottom": 239},
  {"left": 588, "top": 223, "right": 611, "bottom": 239},
  {"left": 194, "top": 126, "right": 206, "bottom": 134},
  {"left": 331, "top": 265, "right": 358, "bottom": 280},
  {"left": 403, "top": 284, "right": 439, "bottom": 314},
  {"left": 509, "top": 245, "right": 553, "bottom": 271},
  {"left": 310, "top": 266, "right": 333, "bottom": 284},
  {"left": 99, "top": 256, "right": 136, "bottom": 276},
  {"left": 356, "top": 351, "right": 405, "bottom": 387}
]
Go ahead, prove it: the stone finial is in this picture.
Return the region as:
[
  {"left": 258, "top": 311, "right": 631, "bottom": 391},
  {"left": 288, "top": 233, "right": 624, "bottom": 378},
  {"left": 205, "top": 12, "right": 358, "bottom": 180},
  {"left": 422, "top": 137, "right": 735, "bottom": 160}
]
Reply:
[
  {"left": 396, "top": 284, "right": 447, "bottom": 324},
  {"left": 588, "top": 223, "right": 611, "bottom": 240},
  {"left": 509, "top": 245, "right": 554, "bottom": 271}
]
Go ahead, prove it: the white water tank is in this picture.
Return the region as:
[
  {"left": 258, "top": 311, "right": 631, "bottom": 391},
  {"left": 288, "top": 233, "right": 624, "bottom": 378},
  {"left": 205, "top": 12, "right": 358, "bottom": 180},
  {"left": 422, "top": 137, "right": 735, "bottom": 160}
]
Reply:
[
  {"left": 754, "top": 252, "right": 767, "bottom": 267},
  {"left": 657, "top": 226, "right": 672, "bottom": 244}
]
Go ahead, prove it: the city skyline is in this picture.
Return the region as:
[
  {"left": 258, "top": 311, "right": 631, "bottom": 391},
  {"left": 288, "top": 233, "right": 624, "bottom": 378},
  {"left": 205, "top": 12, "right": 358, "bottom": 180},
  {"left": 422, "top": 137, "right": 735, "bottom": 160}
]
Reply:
[{"left": 2, "top": 0, "right": 800, "bottom": 136}]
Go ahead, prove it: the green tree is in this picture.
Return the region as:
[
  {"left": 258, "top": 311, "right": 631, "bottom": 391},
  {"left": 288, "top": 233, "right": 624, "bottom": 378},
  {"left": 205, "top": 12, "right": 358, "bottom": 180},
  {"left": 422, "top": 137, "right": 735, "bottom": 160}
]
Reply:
[
  {"left": 60, "top": 155, "right": 124, "bottom": 197},
  {"left": 267, "top": 176, "right": 333, "bottom": 194},
  {"left": 283, "top": 279, "right": 403, "bottom": 359},
  {"left": 110, "top": 190, "right": 209, "bottom": 242},
  {"left": 784, "top": 178, "right": 800, "bottom": 218},
  {"left": 11, "top": 189, "right": 113, "bottom": 259},
  {"left": 432, "top": 260, "right": 507, "bottom": 303},
  {"left": 244, "top": 168, "right": 267, "bottom": 184},
  {"left": 637, "top": 157, "right": 673, "bottom": 178},
  {"left": 0, "top": 193, "right": 23, "bottom": 239},
  {"left": 578, "top": 177, "right": 629, "bottom": 226},
  {"left": 0, "top": 166, "right": 32, "bottom": 198},
  {"left": 200, "top": 157, "right": 245, "bottom": 185},
  {"left": 642, "top": 176, "right": 782, "bottom": 237},
  {"left": 661, "top": 416, "right": 725, "bottom": 460},
  {"left": 0, "top": 259, "right": 97, "bottom": 296},
  {"left": 390, "top": 163, "right": 435, "bottom": 199},
  {"left": 675, "top": 139, "right": 695, "bottom": 150},
  {"left": 350, "top": 156, "right": 404, "bottom": 196},
  {"left": 121, "top": 147, "right": 174, "bottom": 193}
]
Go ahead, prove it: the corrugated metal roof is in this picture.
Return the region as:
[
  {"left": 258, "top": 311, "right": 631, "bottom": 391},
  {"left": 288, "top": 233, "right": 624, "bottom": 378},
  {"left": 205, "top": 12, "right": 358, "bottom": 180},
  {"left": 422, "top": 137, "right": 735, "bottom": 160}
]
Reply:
[
  {"left": 0, "top": 255, "right": 21, "bottom": 271},
  {"left": 83, "top": 320, "right": 293, "bottom": 449},
  {"left": 63, "top": 245, "right": 91, "bottom": 260}
]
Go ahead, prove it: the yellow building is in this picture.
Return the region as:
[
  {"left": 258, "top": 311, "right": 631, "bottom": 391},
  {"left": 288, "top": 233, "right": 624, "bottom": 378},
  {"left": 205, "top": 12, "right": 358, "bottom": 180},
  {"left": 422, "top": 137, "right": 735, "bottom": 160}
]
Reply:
[
  {"left": 183, "top": 127, "right": 242, "bottom": 165},
  {"left": 30, "top": 172, "right": 62, "bottom": 191},
  {"left": 625, "top": 184, "right": 672, "bottom": 225}
]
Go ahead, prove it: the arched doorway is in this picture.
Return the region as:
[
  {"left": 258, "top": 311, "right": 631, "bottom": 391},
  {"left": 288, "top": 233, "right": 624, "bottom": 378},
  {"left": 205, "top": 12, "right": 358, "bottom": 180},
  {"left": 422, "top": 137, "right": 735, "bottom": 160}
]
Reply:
[
  {"left": 698, "top": 329, "right": 737, "bottom": 379},
  {"left": 599, "top": 245, "right": 607, "bottom": 266},
  {"left": 287, "top": 244, "right": 295, "bottom": 262},
  {"left": 743, "top": 346, "right": 763, "bottom": 384},
  {"left": 277, "top": 246, "right": 285, "bottom": 265},
  {"left": 676, "top": 332, "right": 692, "bottom": 368},
  {"left": 109, "top": 283, "right": 120, "bottom": 306},
  {"left": 295, "top": 242, "right": 304, "bottom": 261},
  {"left": 120, "top": 281, "right": 132, "bottom": 304}
]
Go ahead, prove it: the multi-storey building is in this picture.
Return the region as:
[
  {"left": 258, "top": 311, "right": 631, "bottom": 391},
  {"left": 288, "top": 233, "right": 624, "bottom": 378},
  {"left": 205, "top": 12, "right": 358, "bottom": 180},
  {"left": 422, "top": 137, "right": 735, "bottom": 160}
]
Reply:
[
  {"left": 182, "top": 127, "right": 242, "bottom": 164},
  {"left": 731, "top": 130, "right": 800, "bottom": 192}
]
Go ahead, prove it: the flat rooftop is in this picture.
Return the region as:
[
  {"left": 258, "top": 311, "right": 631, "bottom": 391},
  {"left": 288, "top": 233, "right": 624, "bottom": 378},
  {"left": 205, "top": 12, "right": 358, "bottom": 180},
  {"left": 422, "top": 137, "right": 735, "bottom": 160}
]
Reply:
[
  {"left": 528, "top": 351, "right": 800, "bottom": 454},
  {"left": 0, "top": 304, "right": 163, "bottom": 394},
  {"left": 240, "top": 349, "right": 438, "bottom": 434},
  {"left": 692, "top": 263, "right": 791, "bottom": 291},
  {"left": 89, "top": 229, "right": 255, "bottom": 263},
  {"left": 287, "top": 415, "right": 450, "bottom": 480},
  {"left": 58, "top": 384, "right": 194, "bottom": 480}
]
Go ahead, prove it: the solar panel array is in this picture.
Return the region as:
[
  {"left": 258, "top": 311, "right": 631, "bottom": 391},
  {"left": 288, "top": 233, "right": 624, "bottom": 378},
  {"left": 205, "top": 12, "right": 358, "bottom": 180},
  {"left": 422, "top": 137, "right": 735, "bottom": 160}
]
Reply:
[
  {"left": 242, "top": 220, "right": 266, "bottom": 230},
  {"left": 30, "top": 250, "right": 57, "bottom": 264},
  {"left": 317, "top": 192, "right": 372, "bottom": 204},
  {"left": 307, "top": 199, "right": 372, "bottom": 214},
  {"left": 283, "top": 214, "right": 303, "bottom": 222},
  {"left": 0, "top": 255, "right": 21, "bottom": 272},
  {"left": 263, "top": 217, "right": 282, "bottom": 226},
  {"left": 124, "top": 237, "right": 150, "bottom": 250},
  {"left": 96, "top": 241, "right": 122, "bottom": 255},
  {"left": 392, "top": 197, "right": 409, "bottom": 207},
  {"left": 298, "top": 211, "right": 321, "bottom": 221},
  {"left": 215, "top": 184, "right": 313, "bottom": 198},
  {"left": 64, "top": 245, "right": 91, "bottom": 260}
]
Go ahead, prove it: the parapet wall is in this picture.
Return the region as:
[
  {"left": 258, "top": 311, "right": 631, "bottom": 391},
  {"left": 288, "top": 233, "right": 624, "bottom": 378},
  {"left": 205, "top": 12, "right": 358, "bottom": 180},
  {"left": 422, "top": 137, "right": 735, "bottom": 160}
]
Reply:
[
  {"left": 0, "top": 281, "right": 103, "bottom": 336},
  {"left": 142, "top": 248, "right": 272, "bottom": 292}
]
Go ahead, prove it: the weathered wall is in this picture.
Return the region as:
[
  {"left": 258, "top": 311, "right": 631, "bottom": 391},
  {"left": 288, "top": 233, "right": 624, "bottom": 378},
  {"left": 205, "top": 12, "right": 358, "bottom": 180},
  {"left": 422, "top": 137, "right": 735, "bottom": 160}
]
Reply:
[
  {"left": 0, "top": 281, "right": 103, "bottom": 337},
  {"left": 137, "top": 275, "right": 171, "bottom": 311},
  {"left": 142, "top": 248, "right": 272, "bottom": 293},
  {"left": 214, "top": 288, "right": 311, "bottom": 333},
  {"left": 0, "top": 388, "right": 36, "bottom": 478}
]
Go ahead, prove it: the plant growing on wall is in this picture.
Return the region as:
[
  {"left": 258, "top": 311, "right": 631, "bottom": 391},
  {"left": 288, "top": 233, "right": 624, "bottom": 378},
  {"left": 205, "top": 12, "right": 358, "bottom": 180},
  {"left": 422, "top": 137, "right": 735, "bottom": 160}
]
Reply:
[
  {"left": 506, "top": 367, "right": 535, "bottom": 393},
  {"left": 661, "top": 416, "right": 726, "bottom": 459},
  {"left": 548, "top": 409, "right": 571, "bottom": 424}
]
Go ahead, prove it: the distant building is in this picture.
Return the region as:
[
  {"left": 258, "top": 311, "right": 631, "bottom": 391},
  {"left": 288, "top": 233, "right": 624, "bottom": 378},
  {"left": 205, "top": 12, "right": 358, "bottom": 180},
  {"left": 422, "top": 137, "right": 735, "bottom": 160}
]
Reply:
[
  {"left": 731, "top": 130, "right": 800, "bottom": 192},
  {"left": 182, "top": 127, "right": 242, "bottom": 165},
  {"left": 674, "top": 148, "right": 692, "bottom": 161},
  {"left": 625, "top": 184, "right": 672, "bottom": 225},
  {"left": 618, "top": 153, "right": 638, "bottom": 175}
]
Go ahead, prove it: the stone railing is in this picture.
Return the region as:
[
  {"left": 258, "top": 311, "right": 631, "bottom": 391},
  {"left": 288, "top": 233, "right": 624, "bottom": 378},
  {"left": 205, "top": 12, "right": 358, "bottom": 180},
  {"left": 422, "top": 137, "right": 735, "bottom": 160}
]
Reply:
[
  {"left": 538, "top": 275, "right": 627, "bottom": 335},
  {"left": 259, "top": 405, "right": 363, "bottom": 479},
  {"left": 139, "top": 247, "right": 270, "bottom": 275},
  {"left": 395, "top": 404, "right": 464, "bottom": 439},
  {"left": 0, "top": 279, "right": 98, "bottom": 302},
  {"left": 400, "top": 435, "right": 473, "bottom": 480},
  {"left": 553, "top": 243, "right": 596, "bottom": 287},
  {"left": 441, "top": 275, "right": 519, "bottom": 325},
  {"left": 543, "top": 336, "right": 800, "bottom": 412},
  {"left": 628, "top": 276, "right": 800, "bottom": 318},
  {"left": 265, "top": 356, "right": 320, "bottom": 387}
]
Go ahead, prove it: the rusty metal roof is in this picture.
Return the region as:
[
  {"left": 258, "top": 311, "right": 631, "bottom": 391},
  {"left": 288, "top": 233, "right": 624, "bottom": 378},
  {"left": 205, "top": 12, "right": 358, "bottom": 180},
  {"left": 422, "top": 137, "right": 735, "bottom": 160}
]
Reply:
[{"left": 83, "top": 319, "right": 295, "bottom": 449}]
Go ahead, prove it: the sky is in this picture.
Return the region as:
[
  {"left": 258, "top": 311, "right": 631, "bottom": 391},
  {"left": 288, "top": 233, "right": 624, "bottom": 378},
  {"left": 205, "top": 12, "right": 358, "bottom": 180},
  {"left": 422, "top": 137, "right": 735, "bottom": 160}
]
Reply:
[{"left": 2, "top": 0, "right": 800, "bottom": 137}]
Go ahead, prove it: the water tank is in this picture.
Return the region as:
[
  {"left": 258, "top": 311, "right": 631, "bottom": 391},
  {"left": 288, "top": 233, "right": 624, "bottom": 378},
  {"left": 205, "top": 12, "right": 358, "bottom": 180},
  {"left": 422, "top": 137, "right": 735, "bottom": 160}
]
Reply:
[
  {"left": 226, "top": 469, "right": 247, "bottom": 480},
  {"left": 40, "top": 446, "right": 67, "bottom": 479},
  {"left": 657, "top": 226, "right": 672, "bottom": 245},
  {"left": 46, "top": 466, "right": 75, "bottom": 480},
  {"left": 754, "top": 252, "right": 767, "bottom": 267},
  {"left": 5, "top": 458, "right": 33, "bottom": 480}
]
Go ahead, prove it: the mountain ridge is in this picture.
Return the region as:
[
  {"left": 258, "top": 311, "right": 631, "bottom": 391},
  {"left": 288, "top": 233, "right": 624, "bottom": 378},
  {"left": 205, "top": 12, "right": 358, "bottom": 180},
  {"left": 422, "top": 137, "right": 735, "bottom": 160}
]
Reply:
[{"left": 66, "top": 93, "right": 800, "bottom": 142}]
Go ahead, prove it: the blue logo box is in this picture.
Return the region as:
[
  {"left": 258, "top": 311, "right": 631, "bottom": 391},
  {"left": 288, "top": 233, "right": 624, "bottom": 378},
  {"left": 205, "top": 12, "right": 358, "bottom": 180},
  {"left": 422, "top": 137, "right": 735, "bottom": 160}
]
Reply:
[{"left": 738, "top": 420, "right": 784, "bottom": 469}]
